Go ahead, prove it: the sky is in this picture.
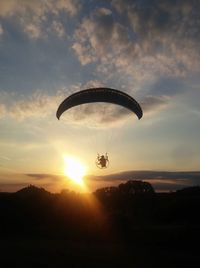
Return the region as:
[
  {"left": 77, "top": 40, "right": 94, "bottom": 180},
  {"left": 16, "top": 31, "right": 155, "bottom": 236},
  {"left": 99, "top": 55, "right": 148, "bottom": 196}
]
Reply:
[{"left": 0, "top": 0, "right": 200, "bottom": 193}]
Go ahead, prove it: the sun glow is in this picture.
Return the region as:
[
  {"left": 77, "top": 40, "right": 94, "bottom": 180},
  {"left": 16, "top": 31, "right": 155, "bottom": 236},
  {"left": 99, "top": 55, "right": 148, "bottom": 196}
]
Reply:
[{"left": 63, "top": 155, "right": 86, "bottom": 187}]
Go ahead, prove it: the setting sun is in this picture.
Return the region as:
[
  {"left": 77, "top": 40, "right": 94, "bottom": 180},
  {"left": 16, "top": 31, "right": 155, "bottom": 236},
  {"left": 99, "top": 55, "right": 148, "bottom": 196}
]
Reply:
[{"left": 63, "top": 155, "right": 86, "bottom": 187}]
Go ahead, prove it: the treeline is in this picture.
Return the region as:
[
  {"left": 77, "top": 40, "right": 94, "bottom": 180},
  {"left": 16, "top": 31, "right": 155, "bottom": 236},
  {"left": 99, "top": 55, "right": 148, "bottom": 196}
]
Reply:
[{"left": 0, "top": 180, "right": 200, "bottom": 240}]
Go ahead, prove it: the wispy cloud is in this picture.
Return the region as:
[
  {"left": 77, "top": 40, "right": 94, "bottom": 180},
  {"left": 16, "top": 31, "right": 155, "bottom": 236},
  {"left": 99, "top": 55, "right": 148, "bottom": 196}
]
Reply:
[
  {"left": 0, "top": 0, "right": 81, "bottom": 17},
  {"left": 51, "top": 20, "right": 66, "bottom": 38},
  {"left": 0, "top": 24, "right": 3, "bottom": 36},
  {"left": 72, "top": 7, "right": 132, "bottom": 66},
  {"left": 141, "top": 95, "right": 171, "bottom": 115},
  {"left": 72, "top": 0, "right": 200, "bottom": 84},
  {"left": 0, "top": 104, "right": 6, "bottom": 118},
  {"left": 0, "top": 0, "right": 81, "bottom": 39},
  {"left": 0, "top": 89, "right": 66, "bottom": 121},
  {"left": 26, "top": 173, "right": 62, "bottom": 181},
  {"left": 0, "top": 155, "right": 10, "bottom": 161},
  {"left": 0, "top": 83, "right": 141, "bottom": 126},
  {"left": 87, "top": 170, "right": 200, "bottom": 191},
  {"left": 1, "top": 170, "right": 199, "bottom": 193}
]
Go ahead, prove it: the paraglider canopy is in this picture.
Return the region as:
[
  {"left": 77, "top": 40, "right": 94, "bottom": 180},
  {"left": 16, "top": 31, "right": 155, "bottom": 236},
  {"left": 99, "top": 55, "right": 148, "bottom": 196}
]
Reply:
[
  {"left": 56, "top": 87, "right": 143, "bottom": 170},
  {"left": 56, "top": 87, "right": 143, "bottom": 120}
]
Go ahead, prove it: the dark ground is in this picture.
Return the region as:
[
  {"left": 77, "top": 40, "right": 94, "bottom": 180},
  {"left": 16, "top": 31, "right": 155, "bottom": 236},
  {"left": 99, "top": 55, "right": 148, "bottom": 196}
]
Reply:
[{"left": 0, "top": 181, "right": 200, "bottom": 267}]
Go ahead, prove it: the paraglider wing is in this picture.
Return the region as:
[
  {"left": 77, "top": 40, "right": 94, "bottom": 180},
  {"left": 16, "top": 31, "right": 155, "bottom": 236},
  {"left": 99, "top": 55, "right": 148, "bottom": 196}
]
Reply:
[{"left": 56, "top": 88, "right": 143, "bottom": 120}]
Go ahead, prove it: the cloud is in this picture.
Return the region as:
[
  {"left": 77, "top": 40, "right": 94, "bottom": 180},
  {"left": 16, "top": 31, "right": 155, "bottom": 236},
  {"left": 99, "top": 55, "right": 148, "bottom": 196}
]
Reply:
[
  {"left": 0, "top": 89, "right": 67, "bottom": 121},
  {"left": 0, "top": 104, "right": 6, "bottom": 118},
  {"left": 0, "top": 0, "right": 81, "bottom": 39},
  {"left": 1, "top": 170, "right": 200, "bottom": 193},
  {"left": 118, "top": 0, "right": 200, "bottom": 72},
  {"left": 26, "top": 173, "right": 62, "bottom": 181},
  {"left": 0, "top": 24, "right": 3, "bottom": 36},
  {"left": 72, "top": 42, "right": 96, "bottom": 65},
  {"left": 71, "top": 1, "right": 200, "bottom": 122},
  {"left": 0, "top": 0, "right": 81, "bottom": 17},
  {"left": 51, "top": 20, "right": 65, "bottom": 38},
  {"left": 55, "top": 0, "right": 81, "bottom": 17},
  {"left": 72, "top": 7, "right": 131, "bottom": 65},
  {"left": 72, "top": 1, "right": 200, "bottom": 84},
  {"left": 23, "top": 18, "right": 66, "bottom": 40},
  {"left": 112, "top": 0, "right": 199, "bottom": 40},
  {"left": 147, "top": 77, "right": 187, "bottom": 97},
  {"left": 0, "top": 155, "right": 10, "bottom": 161},
  {"left": 66, "top": 103, "right": 133, "bottom": 127},
  {"left": 0, "top": 83, "right": 141, "bottom": 126},
  {"left": 141, "top": 95, "right": 170, "bottom": 115},
  {"left": 0, "top": 85, "right": 169, "bottom": 126},
  {"left": 9, "top": 93, "right": 60, "bottom": 120},
  {"left": 23, "top": 23, "right": 42, "bottom": 40},
  {"left": 88, "top": 170, "right": 200, "bottom": 191}
]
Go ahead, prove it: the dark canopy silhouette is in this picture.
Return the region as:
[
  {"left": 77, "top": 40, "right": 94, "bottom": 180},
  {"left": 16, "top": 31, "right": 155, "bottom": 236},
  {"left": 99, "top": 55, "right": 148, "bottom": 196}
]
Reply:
[{"left": 56, "top": 87, "right": 143, "bottom": 120}]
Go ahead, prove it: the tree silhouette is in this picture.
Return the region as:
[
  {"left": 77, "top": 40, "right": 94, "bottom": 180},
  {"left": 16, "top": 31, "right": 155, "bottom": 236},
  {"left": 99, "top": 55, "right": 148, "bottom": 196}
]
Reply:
[
  {"left": 118, "top": 180, "right": 155, "bottom": 195},
  {"left": 94, "top": 180, "right": 155, "bottom": 198}
]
